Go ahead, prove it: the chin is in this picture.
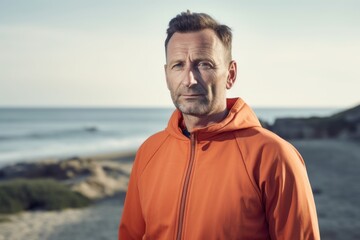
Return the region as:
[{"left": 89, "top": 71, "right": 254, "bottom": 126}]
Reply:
[{"left": 176, "top": 103, "right": 211, "bottom": 116}]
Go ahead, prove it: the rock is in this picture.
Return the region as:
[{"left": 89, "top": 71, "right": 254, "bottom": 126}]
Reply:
[
  {"left": 271, "top": 117, "right": 324, "bottom": 139},
  {"left": 270, "top": 104, "right": 360, "bottom": 140},
  {"left": 0, "top": 158, "right": 93, "bottom": 180},
  {"left": 259, "top": 118, "right": 271, "bottom": 129}
]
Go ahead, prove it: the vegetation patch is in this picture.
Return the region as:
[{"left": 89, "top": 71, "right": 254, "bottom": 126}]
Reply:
[
  {"left": 0, "top": 178, "right": 91, "bottom": 214},
  {"left": 0, "top": 215, "right": 11, "bottom": 223}
]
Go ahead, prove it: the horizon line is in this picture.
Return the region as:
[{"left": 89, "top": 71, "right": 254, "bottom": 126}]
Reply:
[{"left": 0, "top": 105, "right": 347, "bottom": 109}]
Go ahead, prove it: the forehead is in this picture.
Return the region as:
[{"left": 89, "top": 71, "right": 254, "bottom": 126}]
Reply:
[{"left": 166, "top": 29, "right": 225, "bottom": 61}]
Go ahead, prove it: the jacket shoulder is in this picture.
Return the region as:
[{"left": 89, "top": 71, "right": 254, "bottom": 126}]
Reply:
[
  {"left": 140, "top": 130, "right": 169, "bottom": 151},
  {"left": 233, "top": 126, "right": 306, "bottom": 183},
  {"left": 133, "top": 130, "right": 170, "bottom": 175},
  {"left": 234, "top": 126, "right": 299, "bottom": 156}
]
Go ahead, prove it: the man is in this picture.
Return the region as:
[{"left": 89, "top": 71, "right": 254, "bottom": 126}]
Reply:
[{"left": 119, "top": 11, "right": 320, "bottom": 240}]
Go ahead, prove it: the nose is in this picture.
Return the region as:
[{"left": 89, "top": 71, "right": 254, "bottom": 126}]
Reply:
[{"left": 182, "top": 68, "right": 197, "bottom": 87}]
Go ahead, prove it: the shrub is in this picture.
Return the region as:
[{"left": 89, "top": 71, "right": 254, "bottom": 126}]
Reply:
[
  {"left": 0, "top": 215, "right": 11, "bottom": 223},
  {"left": 0, "top": 178, "right": 91, "bottom": 214}
]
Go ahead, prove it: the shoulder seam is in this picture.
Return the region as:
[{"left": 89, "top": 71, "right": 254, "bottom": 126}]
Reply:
[
  {"left": 233, "top": 131, "right": 263, "bottom": 203},
  {"left": 138, "top": 132, "right": 171, "bottom": 180}
]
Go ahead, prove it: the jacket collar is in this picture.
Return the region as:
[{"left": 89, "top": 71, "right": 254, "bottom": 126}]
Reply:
[{"left": 165, "top": 98, "right": 261, "bottom": 141}]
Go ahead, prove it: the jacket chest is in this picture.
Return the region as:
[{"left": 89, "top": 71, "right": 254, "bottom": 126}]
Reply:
[{"left": 137, "top": 140, "right": 266, "bottom": 239}]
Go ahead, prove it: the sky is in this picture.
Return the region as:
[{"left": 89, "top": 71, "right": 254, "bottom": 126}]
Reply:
[{"left": 0, "top": 0, "right": 359, "bottom": 108}]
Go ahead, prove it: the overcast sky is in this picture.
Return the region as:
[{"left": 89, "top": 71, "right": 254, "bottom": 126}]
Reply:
[{"left": 0, "top": 0, "right": 359, "bottom": 107}]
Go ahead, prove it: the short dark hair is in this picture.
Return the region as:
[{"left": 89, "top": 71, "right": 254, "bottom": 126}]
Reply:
[{"left": 165, "top": 10, "right": 233, "bottom": 61}]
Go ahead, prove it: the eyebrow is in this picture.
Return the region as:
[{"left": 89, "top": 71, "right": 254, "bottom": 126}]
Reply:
[{"left": 168, "top": 56, "right": 215, "bottom": 66}]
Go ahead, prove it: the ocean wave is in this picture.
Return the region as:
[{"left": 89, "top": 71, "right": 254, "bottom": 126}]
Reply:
[
  {"left": 0, "top": 136, "right": 145, "bottom": 165},
  {"left": 0, "top": 126, "right": 100, "bottom": 141}
]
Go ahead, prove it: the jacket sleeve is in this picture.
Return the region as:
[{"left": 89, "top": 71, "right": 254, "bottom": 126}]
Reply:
[
  {"left": 118, "top": 152, "right": 145, "bottom": 240},
  {"left": 261, "top": 142, "right": 320, "bottom": 240}
]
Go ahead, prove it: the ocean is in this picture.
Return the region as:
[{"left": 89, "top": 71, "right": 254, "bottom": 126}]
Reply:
[{"left": 0, "top": 107, "right": 341, "bottom": 166}]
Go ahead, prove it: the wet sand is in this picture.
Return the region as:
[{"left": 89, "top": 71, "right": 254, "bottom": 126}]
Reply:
[{"left": 1, "top": 139, "right": 360, "bottom": 239}]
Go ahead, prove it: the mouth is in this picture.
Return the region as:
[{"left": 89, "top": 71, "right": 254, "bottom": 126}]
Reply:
[{"left": 181, "top": 94, "right": 204, "bottom": 99}]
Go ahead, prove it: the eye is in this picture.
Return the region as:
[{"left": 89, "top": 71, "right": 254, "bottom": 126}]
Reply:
[
  {"left": 171, "top": 62, "right": 184, "bottom": 70},
  {"left": 197, "top": 61, "right": 213, "bottom": 70}
]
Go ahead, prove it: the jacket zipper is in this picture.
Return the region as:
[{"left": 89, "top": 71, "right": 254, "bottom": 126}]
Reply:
[{"left": 176, "top": 133, "right": 196, "bottom": 240}]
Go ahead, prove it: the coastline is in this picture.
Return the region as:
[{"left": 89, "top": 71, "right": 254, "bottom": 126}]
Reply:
[
  {"left": 0, "top": 149, "right": 137, "bottom": 168},
  {"left": 0, "top": 151, "right": 135, "bottom": 240}
]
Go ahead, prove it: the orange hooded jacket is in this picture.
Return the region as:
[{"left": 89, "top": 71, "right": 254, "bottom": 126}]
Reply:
[{"left": 119, "top": 98, "right": 320, "bottom": 240}]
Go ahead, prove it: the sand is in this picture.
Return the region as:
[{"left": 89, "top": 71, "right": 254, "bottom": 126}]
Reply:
[
  {"left": 1, "top": 139, "right": 360, "bottom": 239},
  {"left": 0, "top": 193, "right": 125, "bottom": 240},
  {"left": 292, "top": 139, "right": 360, "bottom": 239}
]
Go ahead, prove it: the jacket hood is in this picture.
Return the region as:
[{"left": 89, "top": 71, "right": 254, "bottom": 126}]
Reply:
[{"left": 165, "top": 98, "right": 261, "bottom": 140}]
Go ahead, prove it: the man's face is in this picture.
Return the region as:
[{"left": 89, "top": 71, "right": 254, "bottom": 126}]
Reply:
[{"left": 165, "top": 29, "right": 236, "bottom": 117}]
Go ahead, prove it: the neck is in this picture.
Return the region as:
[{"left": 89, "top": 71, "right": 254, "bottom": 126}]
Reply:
[{"left": 182, "top": 108, "right": 229, "bottom": 132}]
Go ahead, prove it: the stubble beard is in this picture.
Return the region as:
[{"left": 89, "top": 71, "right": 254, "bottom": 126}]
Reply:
[{"left": 172, "top": 95, "right": 212, "bottom": 117}]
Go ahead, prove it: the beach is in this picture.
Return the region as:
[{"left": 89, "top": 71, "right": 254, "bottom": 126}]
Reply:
[
  {"left": 293, "top": 139, "right": 360, "bottom": 239},
  {"left": 1, "top": 139, "right": 360, "bottom": 239},
  {"left": 0, "top": 152, "right": 133, "bottom": 240}
]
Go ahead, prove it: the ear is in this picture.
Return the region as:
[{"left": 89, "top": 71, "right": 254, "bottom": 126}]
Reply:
[
  {"left": 164, "top": 64, "right": 170, "bottom": 90},
  {"left": 226, "top": 60, "right": 237, "bottom": 89}
]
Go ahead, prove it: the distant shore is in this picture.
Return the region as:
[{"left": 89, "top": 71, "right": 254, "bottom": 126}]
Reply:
[
  {"left": 0, "top": 149, "right": 138, "bottom": 168},
  {"left": 1, "top": 139, "right": 360, "bottom": 240}
]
